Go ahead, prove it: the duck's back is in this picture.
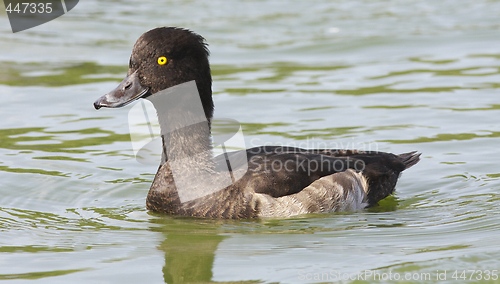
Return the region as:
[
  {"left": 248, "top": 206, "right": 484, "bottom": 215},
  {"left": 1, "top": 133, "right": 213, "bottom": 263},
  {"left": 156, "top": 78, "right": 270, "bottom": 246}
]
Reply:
[
  {"left": 146, "top": 146, "right": 420, "bottom": 218},
  {"left": 230, "top": 146, "right": 419, "bottom": 207}
]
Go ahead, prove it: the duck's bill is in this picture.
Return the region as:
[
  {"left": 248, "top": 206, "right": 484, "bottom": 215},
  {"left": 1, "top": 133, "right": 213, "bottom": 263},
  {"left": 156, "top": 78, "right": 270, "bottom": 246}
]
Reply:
[{"left": 93, "top": 71, "right": 149, "bottom": 109}]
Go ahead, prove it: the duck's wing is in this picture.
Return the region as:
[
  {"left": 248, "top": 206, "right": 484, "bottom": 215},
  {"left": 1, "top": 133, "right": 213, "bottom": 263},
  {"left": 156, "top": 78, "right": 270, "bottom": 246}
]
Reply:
[{"left": 216, "top": 146, "right": 420, "bottom": 206}]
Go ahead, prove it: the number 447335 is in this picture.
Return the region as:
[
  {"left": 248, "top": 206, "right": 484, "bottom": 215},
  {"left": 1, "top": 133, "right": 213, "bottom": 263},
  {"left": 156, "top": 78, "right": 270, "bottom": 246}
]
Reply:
[
  {"left": 452, "top": 270, "right": 498, "bottom": 281},
  {"left": 5, "top": 2, "right": 53, "bottom": 14}
]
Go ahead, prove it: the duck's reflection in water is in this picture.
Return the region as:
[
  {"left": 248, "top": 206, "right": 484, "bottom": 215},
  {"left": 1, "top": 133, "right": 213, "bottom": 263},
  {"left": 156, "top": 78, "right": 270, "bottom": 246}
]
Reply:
[{"left": 151, "top": 217, "right": 258, "bottom": 283}]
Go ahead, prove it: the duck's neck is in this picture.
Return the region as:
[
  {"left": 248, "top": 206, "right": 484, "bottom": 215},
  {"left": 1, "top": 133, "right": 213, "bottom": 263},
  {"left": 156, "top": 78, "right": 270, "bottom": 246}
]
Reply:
[
  {"left": 160, "top": 120, "right": 213, "bottom": 166},
  {"left": 147, "top": 80, "right": 213, "bottom": 169}
]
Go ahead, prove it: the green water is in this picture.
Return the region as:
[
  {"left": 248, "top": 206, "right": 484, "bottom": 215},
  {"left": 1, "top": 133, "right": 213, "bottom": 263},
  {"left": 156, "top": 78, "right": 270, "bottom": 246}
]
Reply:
[{"left": 1, "top": 1, "right": 500, "bottom": 283}]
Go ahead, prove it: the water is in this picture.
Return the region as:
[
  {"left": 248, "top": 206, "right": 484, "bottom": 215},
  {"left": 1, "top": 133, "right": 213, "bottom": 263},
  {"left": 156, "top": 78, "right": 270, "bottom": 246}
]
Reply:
[{"left": 1, "top": 0, "right": 500, "bottom": 283}]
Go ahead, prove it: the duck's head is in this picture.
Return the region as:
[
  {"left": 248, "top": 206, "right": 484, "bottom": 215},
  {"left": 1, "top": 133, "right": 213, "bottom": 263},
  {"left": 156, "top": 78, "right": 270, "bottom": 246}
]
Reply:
[{"left": 93, "top": 27, "right": 214, "bottom": 120}]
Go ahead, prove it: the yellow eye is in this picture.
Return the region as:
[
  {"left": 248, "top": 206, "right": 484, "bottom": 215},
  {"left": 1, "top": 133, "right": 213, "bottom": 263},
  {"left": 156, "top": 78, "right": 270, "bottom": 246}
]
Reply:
[{"left": 157, "top": 56, "right": 168, "bottom": 65}]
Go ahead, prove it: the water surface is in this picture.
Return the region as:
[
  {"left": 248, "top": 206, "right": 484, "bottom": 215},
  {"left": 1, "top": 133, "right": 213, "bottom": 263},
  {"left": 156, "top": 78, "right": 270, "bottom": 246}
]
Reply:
[{"left": 1, "top": 1, "right": 500, "bottom": 283}]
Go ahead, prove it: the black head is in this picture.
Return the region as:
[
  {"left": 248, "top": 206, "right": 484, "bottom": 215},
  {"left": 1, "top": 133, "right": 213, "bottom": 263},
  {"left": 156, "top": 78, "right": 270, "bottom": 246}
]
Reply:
[{"left": 94, "top": 27, "right": 214, "bottom": 120}]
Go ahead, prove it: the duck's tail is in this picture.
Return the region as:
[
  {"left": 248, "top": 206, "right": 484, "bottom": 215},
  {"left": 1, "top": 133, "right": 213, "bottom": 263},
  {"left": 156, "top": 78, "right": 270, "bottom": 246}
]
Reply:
[
  {"left": 363, "top": 151, "right": 420, "bottom": 207},
  {"left": 398, "top": 151, "right": 421, "bottom": 170}
]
